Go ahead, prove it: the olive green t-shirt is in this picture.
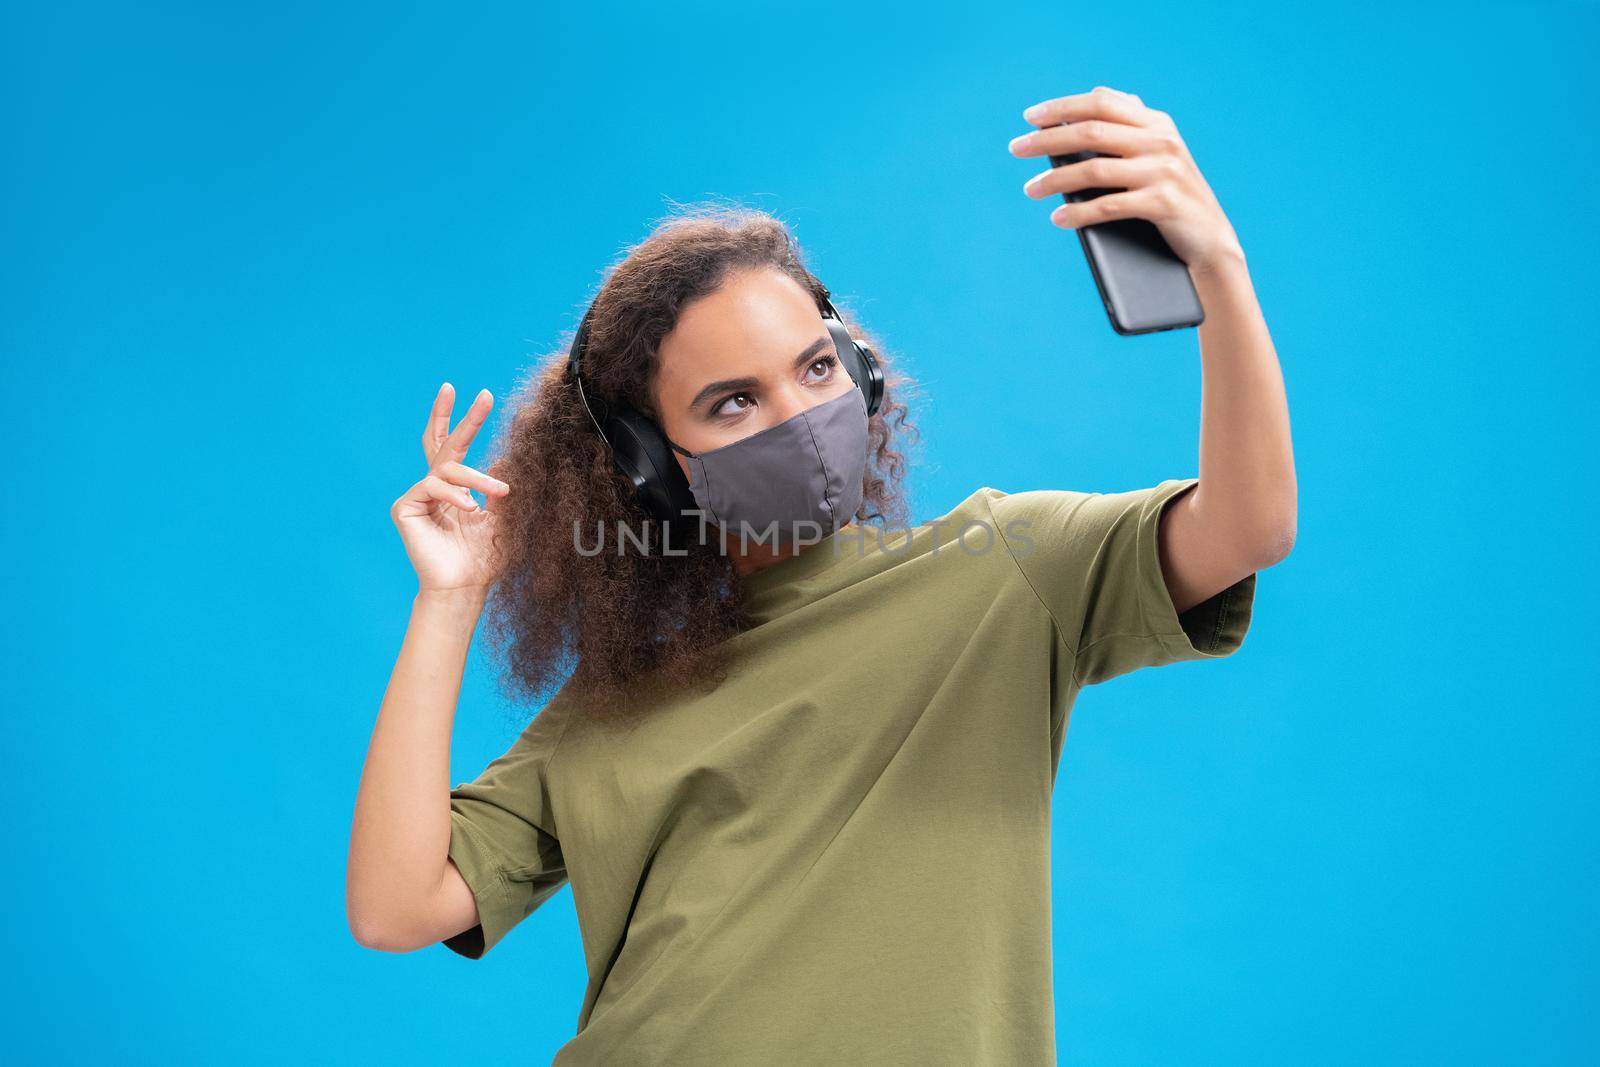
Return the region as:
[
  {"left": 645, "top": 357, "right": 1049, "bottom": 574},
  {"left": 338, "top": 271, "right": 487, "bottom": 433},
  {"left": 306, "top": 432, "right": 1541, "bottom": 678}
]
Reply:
[{"left": 443, "top": 477, "right": 1255, "bottom": 1064}]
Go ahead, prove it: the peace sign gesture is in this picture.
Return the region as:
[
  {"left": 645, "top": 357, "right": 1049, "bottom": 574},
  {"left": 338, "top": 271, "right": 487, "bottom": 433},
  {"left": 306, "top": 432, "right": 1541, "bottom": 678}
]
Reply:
[{"left": 390, "top": 383, "right": 513, "bottom": 593}]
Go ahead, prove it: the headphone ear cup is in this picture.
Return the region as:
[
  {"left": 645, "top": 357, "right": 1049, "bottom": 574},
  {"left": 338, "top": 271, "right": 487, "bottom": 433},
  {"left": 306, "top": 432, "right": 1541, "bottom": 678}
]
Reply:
[
  {"left": 854, "top": 341, "right": 884, "bottom": 416},
  {"left": 596, "top": 408, "right": 648, "bottom": 498},
  {"left": 825, "top": 318, "right": 883, "bottom": 417},
  {"left": 604, "top": 405, "right": 699, "bottom": 526}
]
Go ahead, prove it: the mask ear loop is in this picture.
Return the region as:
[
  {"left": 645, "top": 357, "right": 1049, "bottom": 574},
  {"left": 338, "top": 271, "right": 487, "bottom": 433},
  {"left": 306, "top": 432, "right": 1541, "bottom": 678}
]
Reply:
[{"left": 666, "top": 438, "right": 697, "bottom": 459}]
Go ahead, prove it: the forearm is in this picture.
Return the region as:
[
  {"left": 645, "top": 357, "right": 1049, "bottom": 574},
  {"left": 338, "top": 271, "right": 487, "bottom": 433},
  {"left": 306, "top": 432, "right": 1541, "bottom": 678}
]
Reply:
[
  {"left": 1188, "top": 248, "right": 1297, "bottom": 566},
  {"left": 346, "top": 586, "right": 487, "bottom": 947}
]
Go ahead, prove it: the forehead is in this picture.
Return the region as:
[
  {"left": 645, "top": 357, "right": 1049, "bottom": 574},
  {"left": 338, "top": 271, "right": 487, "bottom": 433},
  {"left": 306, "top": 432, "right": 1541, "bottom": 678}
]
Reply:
[{"left": 654, "top": 269, "right": 821, "bottom": 398}]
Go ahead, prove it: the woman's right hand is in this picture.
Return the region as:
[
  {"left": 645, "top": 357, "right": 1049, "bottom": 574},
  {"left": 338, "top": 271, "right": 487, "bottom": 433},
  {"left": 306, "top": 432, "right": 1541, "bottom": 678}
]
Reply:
[{"left": 390, "top": 383, "right": 513, "bottom": 593}]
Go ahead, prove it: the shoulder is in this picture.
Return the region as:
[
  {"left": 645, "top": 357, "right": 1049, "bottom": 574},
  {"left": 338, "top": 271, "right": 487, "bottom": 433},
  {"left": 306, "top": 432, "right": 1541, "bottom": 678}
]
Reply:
[
  {"left": 969, "top": 485, "right": 1097, "bottom": 519},
  {"left": 962, "top": 479, "right": 1200, "bottom": 566},
  {"left": 898, "top": 486, "right": 1107, "bottom": 569},
  {"left": 962, "top": 485, "right": 1100, "bottom": 542},
  {"left": 507, "top": 685, "right": 581, "bottom": 767},
  {"left": 973, "top": 480, "right": 1197, "bottom": 524}
]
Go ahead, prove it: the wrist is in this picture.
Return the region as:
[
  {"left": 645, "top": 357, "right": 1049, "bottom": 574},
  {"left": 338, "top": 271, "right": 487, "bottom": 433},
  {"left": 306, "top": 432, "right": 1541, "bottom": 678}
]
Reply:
[
  {"left": 1189, "top": 241, "right": 1248, "bottom": 282},
  {"left": 414, "top": 584, "right": 489, "bottom": 616}
]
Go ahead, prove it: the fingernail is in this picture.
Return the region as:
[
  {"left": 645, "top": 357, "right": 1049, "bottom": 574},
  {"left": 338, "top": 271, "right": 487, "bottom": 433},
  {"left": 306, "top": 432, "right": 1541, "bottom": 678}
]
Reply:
[
  {"left": 1008, "top": 134, "right": 1030, "bottom": 152},
  {"left": 1023, "top": 104, "right": 1046, "bottom": 122}
]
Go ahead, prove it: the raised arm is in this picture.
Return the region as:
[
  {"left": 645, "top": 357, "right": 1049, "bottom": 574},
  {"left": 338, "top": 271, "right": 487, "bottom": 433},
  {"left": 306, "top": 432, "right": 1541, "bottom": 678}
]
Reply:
[
  {"left": 1012, "top": 86, "right": 1297, "bottom": 614},
  {"left": 1163, "top": 253, "right": 1295, "bottom": 611},
  {"left": 345, "top": 384, "right": 513, "bottom": 952}
]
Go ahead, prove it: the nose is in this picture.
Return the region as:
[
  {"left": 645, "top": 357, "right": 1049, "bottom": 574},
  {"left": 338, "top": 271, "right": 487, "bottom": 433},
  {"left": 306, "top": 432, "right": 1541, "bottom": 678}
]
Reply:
[
  {"left": 763, "top": 379, "right": 847, "bottom": 431},
  {"left": 763, "top": 387, "right": 812, "bottom": 428}
]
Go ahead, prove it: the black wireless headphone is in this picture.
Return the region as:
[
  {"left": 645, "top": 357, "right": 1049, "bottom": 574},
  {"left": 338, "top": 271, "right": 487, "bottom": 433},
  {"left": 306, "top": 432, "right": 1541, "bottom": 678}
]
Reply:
[{"left": 565, "top": 280, "right": 884, "bottom": 527}]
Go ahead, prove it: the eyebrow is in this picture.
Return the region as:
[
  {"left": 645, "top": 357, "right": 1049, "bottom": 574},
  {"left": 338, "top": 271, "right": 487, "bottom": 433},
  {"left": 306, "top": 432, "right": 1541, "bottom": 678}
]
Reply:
[{"left": 687, "top": 336, "right": 837, "bottom": 414}]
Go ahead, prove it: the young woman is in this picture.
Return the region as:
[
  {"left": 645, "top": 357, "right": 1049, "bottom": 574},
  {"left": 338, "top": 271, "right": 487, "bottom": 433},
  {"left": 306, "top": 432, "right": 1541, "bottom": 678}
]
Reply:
[{"left": 347, "top": 87, "right": 1296, "bottom": 1064}]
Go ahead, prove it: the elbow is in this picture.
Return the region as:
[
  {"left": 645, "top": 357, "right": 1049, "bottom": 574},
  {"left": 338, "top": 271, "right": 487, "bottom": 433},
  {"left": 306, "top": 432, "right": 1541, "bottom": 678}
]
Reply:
[
  {"left": 347, "top": 891, "right": 423, "bottom": 954},
  {"left": 1192, "top": 481, "right": 1297, "bottom": 574},
  {"left": 348, "top": 910, "right": 418, "bottom": 954},
  {"left": 348, "top": 906, "right": 397, "bottom": 953},
  {"left": 1246, "top": 513, "right": 1296, "bottom": 571}
]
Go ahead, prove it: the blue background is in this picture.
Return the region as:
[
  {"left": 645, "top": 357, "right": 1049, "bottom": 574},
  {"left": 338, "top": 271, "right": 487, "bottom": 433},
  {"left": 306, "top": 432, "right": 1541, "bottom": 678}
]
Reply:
[{"left": 6, "top": 1, "right": 1596, "bottom": 1063}]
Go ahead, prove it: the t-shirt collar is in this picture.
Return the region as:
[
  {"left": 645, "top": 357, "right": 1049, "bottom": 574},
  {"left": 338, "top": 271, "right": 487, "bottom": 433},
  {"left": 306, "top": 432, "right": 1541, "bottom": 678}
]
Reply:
[{"left": 736, "top": 523, "right": 866, "bottom": 619}]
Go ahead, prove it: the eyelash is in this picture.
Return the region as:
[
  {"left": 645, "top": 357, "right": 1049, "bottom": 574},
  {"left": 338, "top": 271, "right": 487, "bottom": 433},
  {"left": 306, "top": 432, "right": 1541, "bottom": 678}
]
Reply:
[{"left": 712, "top": 354, "right": 839, "bottom": 418}]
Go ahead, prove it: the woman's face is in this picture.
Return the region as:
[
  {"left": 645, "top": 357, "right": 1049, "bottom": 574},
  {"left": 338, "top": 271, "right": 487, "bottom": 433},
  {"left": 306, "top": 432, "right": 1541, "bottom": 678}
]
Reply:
[{"left": 654, "top": 268, "right": 855, "bottom": 483}]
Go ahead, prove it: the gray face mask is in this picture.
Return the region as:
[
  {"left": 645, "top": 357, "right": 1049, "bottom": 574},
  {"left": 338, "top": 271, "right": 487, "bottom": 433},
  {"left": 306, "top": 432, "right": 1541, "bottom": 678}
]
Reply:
[{"left": 666, "top": 387, "right": 870, "bottom": 547}]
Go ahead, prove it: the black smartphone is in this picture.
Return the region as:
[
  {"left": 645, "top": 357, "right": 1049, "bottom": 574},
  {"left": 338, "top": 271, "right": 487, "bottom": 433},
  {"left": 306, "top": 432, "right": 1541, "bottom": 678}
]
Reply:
[{"left": 1046, "top": 122, "right": 1204, "bottom": 336}]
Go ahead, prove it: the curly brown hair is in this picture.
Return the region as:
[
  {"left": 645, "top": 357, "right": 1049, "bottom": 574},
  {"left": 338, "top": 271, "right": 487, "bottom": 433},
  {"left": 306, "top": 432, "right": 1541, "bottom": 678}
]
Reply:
[{"left": 479, "top": 201, "right": 923, "bottom": 722}]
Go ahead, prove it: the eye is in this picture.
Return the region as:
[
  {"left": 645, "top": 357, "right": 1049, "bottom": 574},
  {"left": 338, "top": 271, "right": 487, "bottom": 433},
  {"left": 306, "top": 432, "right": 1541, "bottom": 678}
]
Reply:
[
  {"left": 708, "top": 356, "right": 839, "bottom": 419},
  {"left": 806, "top": 354, "right": 840, "bottom": 382},
  {"left": 710, "top": 392, "right": 754, "bottom": 419}
]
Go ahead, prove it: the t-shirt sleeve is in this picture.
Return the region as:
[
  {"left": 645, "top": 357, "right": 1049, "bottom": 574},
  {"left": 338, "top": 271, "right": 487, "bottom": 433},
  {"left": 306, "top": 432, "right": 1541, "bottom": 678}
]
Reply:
[
  {"left": 442, "top": 699, "right": 572, "bottom": 959},
  {"left": 984, "top": 477, "right": 1256, "bottom": 687}
]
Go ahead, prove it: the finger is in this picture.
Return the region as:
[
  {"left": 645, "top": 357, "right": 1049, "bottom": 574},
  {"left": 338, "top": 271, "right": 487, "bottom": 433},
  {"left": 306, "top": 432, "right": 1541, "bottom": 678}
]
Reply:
[
  {"left": 1090, "top": 84, "right": 1144, "bottom": 107},
  {"left": 431, "top": 459, "right": 512, "bottom": 496},
  {"left": 421, "top": 382, "right": 455, "bottom": 465},
  {"left": 1010, "top": 119, "right": 1175, "bottom": 161},
  {"left": 392, "top": 473, "right": 454, "bottom": 521},
  {"left": 1020, "top": 86, "right": 1154, "bottom": 130},
  {"left": 1085, "top": 87, "right": 1177, "bottom": 133},
  {"left": 1048, "top": 186, "right": 1182, "bottom": 229},
  {"left": 1023, "top": 154, "right": 1178, "bottom": 200},
  {"left": 438, "top": 388, "right": 495, "bottom": 463},
  {"left": 422, "top": 473, "right": 480, "bottom": 512}
]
